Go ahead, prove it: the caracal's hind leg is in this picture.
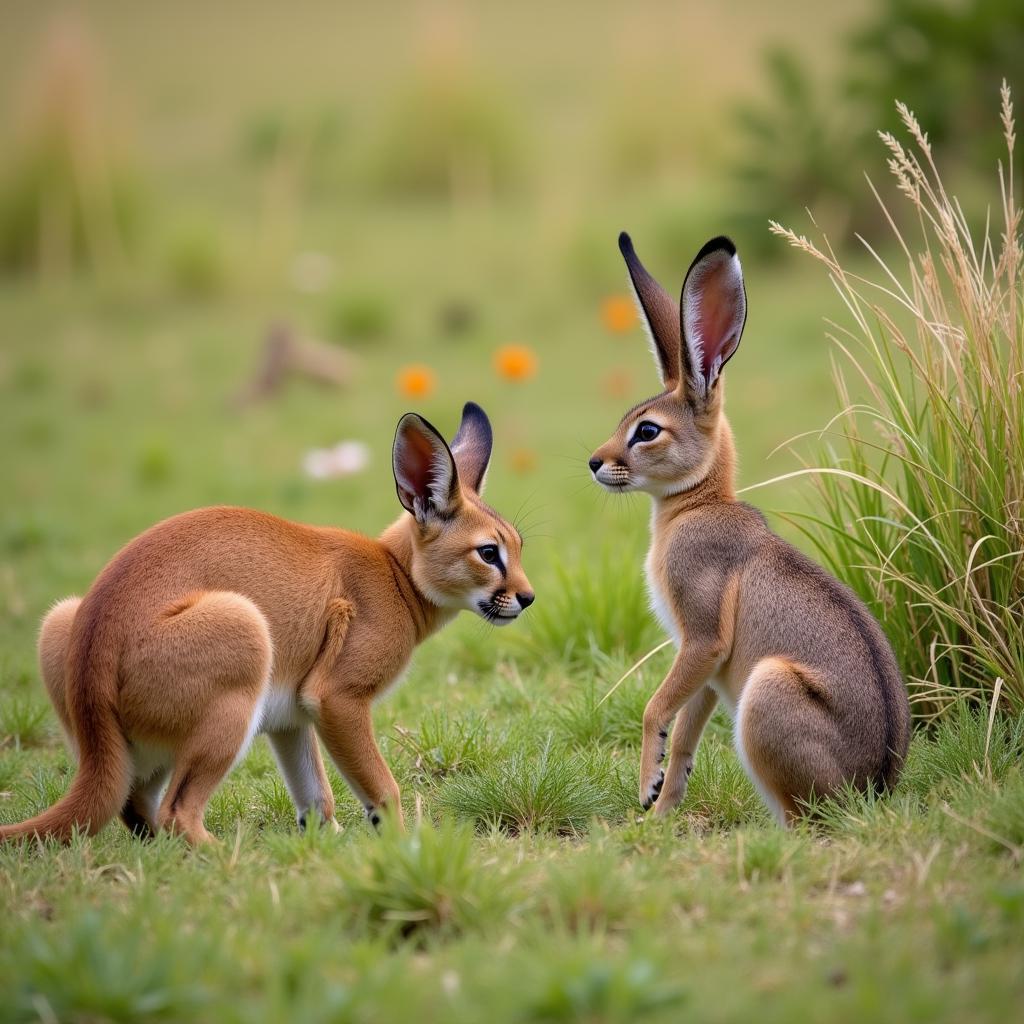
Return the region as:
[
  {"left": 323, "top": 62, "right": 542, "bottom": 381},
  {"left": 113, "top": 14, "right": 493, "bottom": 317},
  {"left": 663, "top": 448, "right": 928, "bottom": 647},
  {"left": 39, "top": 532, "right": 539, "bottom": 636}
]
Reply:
[
  {"left": 39, "top": 595, "right": 173, "bottom": 838},
  {"left": 736, "top": 657, "right": 844, "bottom": 826},
  {"left": 267, "top": 726, "right": 337, "bottom": 831},
  {"left": 37, "top": 596, "right": 82, "bottom": 759},
  {"left": 121, "top": 590, "right": 273, "bottom": 846}
]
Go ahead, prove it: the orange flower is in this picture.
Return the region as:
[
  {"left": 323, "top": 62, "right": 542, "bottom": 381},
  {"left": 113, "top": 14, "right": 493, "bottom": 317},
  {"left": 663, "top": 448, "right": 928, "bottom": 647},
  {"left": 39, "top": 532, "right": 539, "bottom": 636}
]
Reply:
[
  {"left": 600, "top": 294, "right": 637, "bottom": 334},
  {"left": 493, "top": 344, "right": 538, "bottom": 382},
  {"left": 396, "top": 364, "right": 437, "bottom": 398}
]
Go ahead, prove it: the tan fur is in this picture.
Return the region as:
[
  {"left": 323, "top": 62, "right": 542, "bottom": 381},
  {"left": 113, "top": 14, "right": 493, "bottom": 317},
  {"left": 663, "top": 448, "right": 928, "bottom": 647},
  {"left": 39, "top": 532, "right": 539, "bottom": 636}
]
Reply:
[
  {"left": 592, "top": 234, "right": 910, "bottom": 825},
  {"left": 1, "top": 403, "right": 532, "bottom": 845}
]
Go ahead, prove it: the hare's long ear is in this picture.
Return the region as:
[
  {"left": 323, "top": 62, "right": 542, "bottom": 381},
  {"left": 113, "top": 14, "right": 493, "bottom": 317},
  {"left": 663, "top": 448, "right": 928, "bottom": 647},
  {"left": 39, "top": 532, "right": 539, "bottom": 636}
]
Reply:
[
  {"left": 393, "top": 413, "right": 460, "bottom": 522},
  {"left": 680, "top": 236, "right": 747, "bottom": 399},
  {"left": 450, "top": 401, "right": 493, "bottom": 495},
  {"left": 618, "top": 232, "right": 687, "bottom": 388}
]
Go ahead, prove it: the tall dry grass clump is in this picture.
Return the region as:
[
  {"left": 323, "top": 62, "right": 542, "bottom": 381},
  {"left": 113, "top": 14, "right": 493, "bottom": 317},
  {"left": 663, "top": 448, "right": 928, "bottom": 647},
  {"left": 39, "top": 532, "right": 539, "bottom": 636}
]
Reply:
[{"left": 769, "top": 83, "right": 1023, "bottom": 719}]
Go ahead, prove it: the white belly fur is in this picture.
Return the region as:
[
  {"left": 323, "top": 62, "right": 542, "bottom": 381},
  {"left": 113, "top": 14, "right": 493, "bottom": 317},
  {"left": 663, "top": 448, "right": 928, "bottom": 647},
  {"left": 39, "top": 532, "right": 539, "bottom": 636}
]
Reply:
[{"left": 257, "top": 685, "right": 309, "bottom": 734}]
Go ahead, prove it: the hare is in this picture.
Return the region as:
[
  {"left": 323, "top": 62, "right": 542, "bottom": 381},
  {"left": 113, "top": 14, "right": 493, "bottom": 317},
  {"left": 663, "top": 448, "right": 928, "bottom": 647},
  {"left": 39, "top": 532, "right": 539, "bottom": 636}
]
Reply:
[
  {"left": 589, "top": 234, "right": 909, "bottom": 825},
  {"left": 1, "top": 403, "right": 533, "bottom": 845}
]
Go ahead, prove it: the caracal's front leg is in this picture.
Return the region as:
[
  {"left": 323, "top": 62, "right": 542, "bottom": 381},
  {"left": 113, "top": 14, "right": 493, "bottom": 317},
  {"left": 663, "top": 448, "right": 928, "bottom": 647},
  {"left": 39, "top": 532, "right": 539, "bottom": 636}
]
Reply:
[
  {"left": 640, "top": 644, "right": 722, "bottom": 810},
  {"left": 267, "top": 726, "right": 338, "bottom": 832},
  {"left": 315, "top": 693, "right": 404, "bottom": 830},
  {"left": 652, "top": 684, "right": 718, "bottom": 818}
]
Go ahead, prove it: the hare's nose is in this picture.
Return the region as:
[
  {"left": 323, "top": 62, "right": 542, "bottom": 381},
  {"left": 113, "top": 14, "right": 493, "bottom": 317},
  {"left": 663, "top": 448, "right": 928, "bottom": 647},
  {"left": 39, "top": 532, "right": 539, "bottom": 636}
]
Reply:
[{"left": 588, "top": 457, "right": 602, "bottom": 474}]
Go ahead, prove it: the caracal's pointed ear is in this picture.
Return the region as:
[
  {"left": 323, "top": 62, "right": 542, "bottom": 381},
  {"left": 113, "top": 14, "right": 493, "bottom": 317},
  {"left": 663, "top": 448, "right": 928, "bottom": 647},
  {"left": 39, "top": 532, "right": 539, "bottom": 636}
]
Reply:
[
  {"left": 449, "top": 401, "right": 493, "bottom": 495},
  {"left": 393, "top": 413, "right": 460, "bottom": 522},
  {"left": 618, "top": 231, "right": 686, "bottom": 388},
  {"left": 680, "top": 236, "right": 747, "bottom": 400}
]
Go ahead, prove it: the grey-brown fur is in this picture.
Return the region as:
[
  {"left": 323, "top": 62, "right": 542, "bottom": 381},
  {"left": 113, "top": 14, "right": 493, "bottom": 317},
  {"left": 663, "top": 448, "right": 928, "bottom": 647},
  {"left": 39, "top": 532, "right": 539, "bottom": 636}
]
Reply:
[{"left": 590, "top": 233, "right": 910, "bottom": 825}]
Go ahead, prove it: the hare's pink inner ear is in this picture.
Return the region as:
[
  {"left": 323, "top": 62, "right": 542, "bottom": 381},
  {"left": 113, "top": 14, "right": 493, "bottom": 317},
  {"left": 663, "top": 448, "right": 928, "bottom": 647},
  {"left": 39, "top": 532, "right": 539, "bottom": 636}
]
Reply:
[
  {"left": 450, "top": 401, "right": 493, "bottom": 495},
  {"left": 681, "top": 236, "right": 747, "bottom": 395},
  {"left": 619, "top": 232, "right": 686, "bottom": 387},
  {"left": 393, "top": 414, "right": 459, "bottom": 519}
]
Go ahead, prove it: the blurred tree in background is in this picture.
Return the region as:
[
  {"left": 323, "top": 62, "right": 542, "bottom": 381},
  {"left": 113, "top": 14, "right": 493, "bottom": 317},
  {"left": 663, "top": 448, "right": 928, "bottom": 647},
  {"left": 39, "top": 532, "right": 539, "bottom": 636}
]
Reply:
[{"left": 734, "top": 0, "right": 1024, "bottom": 249}]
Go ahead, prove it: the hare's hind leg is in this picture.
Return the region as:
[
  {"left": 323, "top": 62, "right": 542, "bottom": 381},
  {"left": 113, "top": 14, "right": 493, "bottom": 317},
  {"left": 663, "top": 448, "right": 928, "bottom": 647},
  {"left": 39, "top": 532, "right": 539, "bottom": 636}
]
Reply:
[
  {"left": 122, "top": 590, "right": 273, "bottom": 845},
  {"left": 736, "top": 657, "right": 843, "bottom": 826}
]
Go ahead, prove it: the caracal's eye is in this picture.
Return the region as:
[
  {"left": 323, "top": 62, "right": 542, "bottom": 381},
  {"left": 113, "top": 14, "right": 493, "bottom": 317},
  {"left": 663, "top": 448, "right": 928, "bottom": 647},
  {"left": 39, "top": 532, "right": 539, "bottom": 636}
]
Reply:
[
  {"left": 633, "top": 421, "right": 661, "bottom": 444},
  {"left": 477, "top": 544, "right": 500, "bottom": 565}
]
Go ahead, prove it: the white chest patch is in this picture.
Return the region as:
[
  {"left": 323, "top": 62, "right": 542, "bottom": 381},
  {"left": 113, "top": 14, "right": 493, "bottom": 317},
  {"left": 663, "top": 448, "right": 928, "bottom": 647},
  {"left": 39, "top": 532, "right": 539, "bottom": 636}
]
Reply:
[
  {"left": 257, "top": 686, "right": 308, "bottom": 734},
  {"left": 645, "top": 546, "right": 681, "bottom": 645}
]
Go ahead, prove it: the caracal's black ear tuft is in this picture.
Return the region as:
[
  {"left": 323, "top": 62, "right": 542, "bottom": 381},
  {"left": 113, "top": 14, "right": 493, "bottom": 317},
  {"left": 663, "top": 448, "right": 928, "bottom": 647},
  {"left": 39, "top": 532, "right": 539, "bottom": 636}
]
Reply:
[
  {"left": 618, "top": 231, "right": 686, "bottom": 387},
  {"left": 450, "top": 401, "right": 493, "bottom": 495},
  {"left": 680, "top": 236, "right": 746, "bottom": 399},
  {"left": 393, "top": 413, "right": 460, "bottom": 522}
]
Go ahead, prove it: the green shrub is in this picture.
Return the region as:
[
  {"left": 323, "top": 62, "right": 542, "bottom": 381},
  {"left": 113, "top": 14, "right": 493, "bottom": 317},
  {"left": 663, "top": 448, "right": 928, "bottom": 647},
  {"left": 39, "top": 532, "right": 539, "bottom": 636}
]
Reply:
[
  {"left": 847, "top": 0, "right": 1024, "bottom": 168},
  {"left": 769, "top": 87, "right": 1024, "bottom": 717},
  {"left": 392, "top": 708, "right": 491, "bottom": 783},
  {"left": 902, "top": 705, "right": 1024, "bottom": 795},
  {"left": 339, "top": 819, "right": 514, "bottom": 943},
  {"left": 732, "top": 48, "right": 861, "bottom": 253},
  {"left": 734, "top": 0, "right": 1024, "bottom": 249},
  {"left": 440, "top": 734, "right": 631, "bottom": 834}
]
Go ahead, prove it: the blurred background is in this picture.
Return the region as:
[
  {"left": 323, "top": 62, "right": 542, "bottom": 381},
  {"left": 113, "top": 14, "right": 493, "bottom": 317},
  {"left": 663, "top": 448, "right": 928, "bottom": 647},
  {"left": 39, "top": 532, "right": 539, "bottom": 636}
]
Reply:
[{"left": 1, "top": 0, "right": 1021, "bottom": 673}]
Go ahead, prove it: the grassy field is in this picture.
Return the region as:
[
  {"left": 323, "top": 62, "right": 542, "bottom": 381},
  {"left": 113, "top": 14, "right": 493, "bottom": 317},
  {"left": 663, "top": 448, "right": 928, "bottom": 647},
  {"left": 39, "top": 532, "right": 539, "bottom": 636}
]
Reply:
[{"left": 2, "top": 3, "right": 1023, "bottom": 1022}]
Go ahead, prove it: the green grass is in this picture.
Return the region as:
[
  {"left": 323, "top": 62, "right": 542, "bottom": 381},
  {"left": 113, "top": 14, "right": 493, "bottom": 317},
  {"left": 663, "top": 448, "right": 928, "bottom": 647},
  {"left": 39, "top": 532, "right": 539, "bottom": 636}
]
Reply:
[
  {"left": 1, "top": 4, "right": 1022, "bottom": 1021},
  {"left": 2, "top": 723, "right": 1024, "bottom": 1022}
]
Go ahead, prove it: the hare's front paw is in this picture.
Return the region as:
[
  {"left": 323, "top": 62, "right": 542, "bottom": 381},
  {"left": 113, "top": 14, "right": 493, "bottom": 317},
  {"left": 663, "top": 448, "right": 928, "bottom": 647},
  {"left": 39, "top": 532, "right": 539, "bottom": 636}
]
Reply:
[
  {"left": 640, "top": 767, "right": 665, "bottom": 810},
  {"left": 638, "top": 723, "right": 670, "bottom": 810}
]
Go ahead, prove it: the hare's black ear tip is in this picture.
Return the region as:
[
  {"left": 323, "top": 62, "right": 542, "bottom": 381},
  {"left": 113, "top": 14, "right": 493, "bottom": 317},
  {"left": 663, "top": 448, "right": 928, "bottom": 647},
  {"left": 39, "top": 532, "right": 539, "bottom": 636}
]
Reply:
[
  {"left": 456, "top": 401, "right": 492, "bottom": 444},
  {"left": 695, "top": 236, "right": 738, "bottom": 262},
  {"left": 618, "top": 231, "right": 634, "bottom": 255}
]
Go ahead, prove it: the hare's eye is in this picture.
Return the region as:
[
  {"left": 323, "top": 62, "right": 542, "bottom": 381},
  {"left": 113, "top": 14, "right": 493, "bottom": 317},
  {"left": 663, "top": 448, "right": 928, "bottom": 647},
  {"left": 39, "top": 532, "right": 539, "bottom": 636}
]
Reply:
[
  {"left": 477, "top": 544, "right": 500, "bottom": 565},
  {"left": 632, "top": 421, "right": 661, "bottom": 444}
]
